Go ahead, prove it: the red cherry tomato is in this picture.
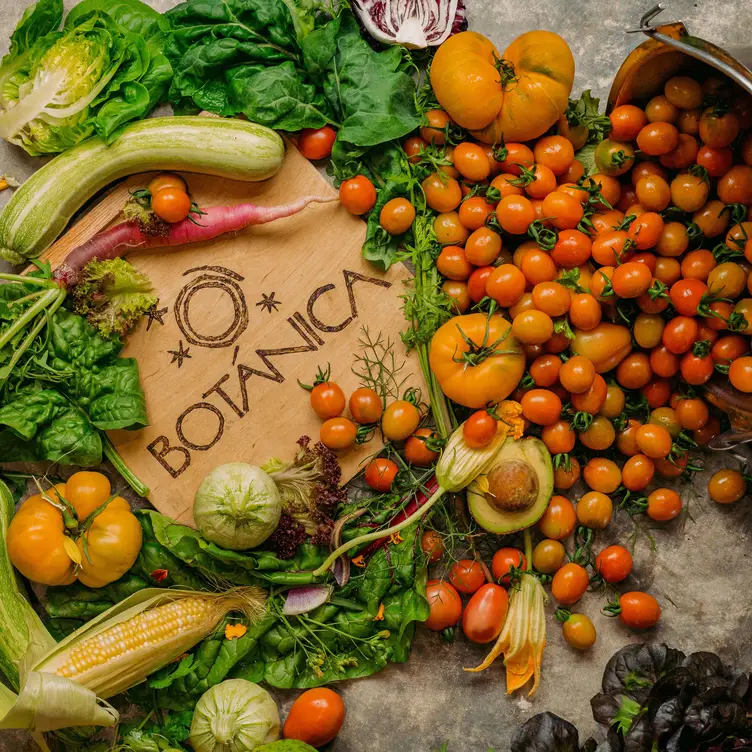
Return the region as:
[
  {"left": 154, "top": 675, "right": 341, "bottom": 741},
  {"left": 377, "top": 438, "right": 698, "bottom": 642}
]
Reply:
[
  {"left": 491, "top": 547, "right": 526, "bottom": 585},
  {"left": 595, "top": 545, "right": 633, "bottom": 583},
  {"left": 297, "top": 126, "right": 337, "bottom": 160},
  {"left": 364, "top": 458, "right": 399, "bottom": 492},
  {"left": 462, "top": 584, "right": 509, "bottom": 644},
  {"left": 283, "top": 688, "right": 346, "bottom": 747},
  {"left": 449, "top": 559, "right": 486, "bottom": 594},
  {"left": 424, "top": 580, "right": 463, "bottom": 630}
]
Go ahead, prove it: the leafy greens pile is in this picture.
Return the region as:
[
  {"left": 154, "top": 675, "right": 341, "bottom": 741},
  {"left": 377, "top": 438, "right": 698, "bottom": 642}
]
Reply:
[
  {"left": 0, "top": 273, "right": 147, "bottom": 473},
  {"left": 45, "top": 508, "right": 429, "bottom": 707},
  {"left": 510, "top": 643, "right": 752, "bottom": 752},
  {"left": 0, "top": 0, "right": 172, "bottom": 155},
  {"left": 165, "top": 0, "right": 420, "bottom": 147}
]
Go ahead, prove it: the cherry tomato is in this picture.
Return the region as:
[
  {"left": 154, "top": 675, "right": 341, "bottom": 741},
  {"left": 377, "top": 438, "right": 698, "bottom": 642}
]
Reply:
[
  {"left": 717, "top": 165, "right": 752, "bottom": 205},
  {"left": 583, "top": 457, "right": 622, "bottom": 494},
  {"left": 403, "top": 135, "right": 427, "bottom": 163},
  {"left": 520, "top": 389, "right": 562, "bottom": 426},
  {"left": 452, "top": 142, "right": 491, "bottom": 181},
  {"left": 708, "top": 261, "right": 747, "bottom": 298},
  {"left": 729, "top": 356, "right": 752, "bottom": 392},
  {"left": 680, "top": 352, "right": 714, "bottom": 385},
  {"left": 561, "top": 613, "right": 597, "bottom": 649},
  {"left": 635, "top": 423, "right": 673, "bottom": 459},
  {"left": 424, "top": 580, "right": 462, "bottom": 630},
  {"left": 490, "top": 172, "right": 525, "bottom": 198},
  {"left": 152, "top": 187, "right": 191, "bottom": 223},
  {"left": 442, "top": 280, "right": 471, "bottom": 313},
  {"left": 349, "top": 387, "right": 383, "bottom": 424},
  {"left": 609, "top": 104, "right": 647, "bottom": 141},
  {"left": 520, "top": 248, "right": 558, "bottom": 285},
  {"left": 422, "top": 173, "right": 462, "bottom": 213},
  {"left": 462, "top": 584, "right": 509, "bottom": 644},
  {"left": 628, "top": 212, "right": 664, "bottom": 251},
  {"left": 532, "top": 281, "right": 570, "bottom": 317},
  {"left": 310, "top": 381, "right": 345, "bottom": 419},
  {"left": 569, "top": 293, "right": 602, "bottom": 331},
  {"left": 463, "top": 410, "right": 498, "bottom": 448},
  {"left": 380, "top": 198, "right": 415, "bottom": 235},
  {"left": 622, "top": 453, "right": 655, "bottom": 491},
  {"left": 699, "top": 107, "right": 740, "bottom": 148},
  {"left": 696, "top": 145, "right": 733, "bottom": 177},
  {"left": 539, "top": 495, "right": 576, "bottom": 539},
  {"left": 599, "top": 384, "right": 626, "bottom": 419},
  {"left": 364, "top": 458, "right": 398, "bottom": 492},
  {"left": 512, "top": 310, "right": 554, "bottom": 345},
  {"left": 576, "top": 491, "right": 613, "bottom": 529},
  {"left": 636, "top": 122, "right": 679, "bottom": 155},
  {"left": 542, "top": 191, "right": 584, "bottom": 230},
  {"left": 616, "top": 352, "right": 653, "bottom": 390},
  {"left": 659, "top": 133, "right": 699, "bottom": 169},
  {"left": 297, "top": 126, "right": 337, "bottom": 160},
  {"left": 635, "top": 174, "right": 671, "bottom": 211},
  {"left": 551, "top": 229, "right": 592, "bottom": 267},
  {"left": 148, "top": 173, "right": 187, "bottom": 195},
  {"left": 283, "top": 688, "right": 345, "bottom": 747},
  {"left": 485, "top": 264, "right": 525, "bottom": 307},
  {"left": 631, "top": 161, "right": 668, "bottom": 186},
  {"left": 495, "top": 195, "right": 535, "bottom": 234},
  {"left": 541, "top": 420, "right": 576, "bottom": 455},
  {"left": 612, "top": 262, "right": 652, "bottom": 299},
  {"left": 681, "top": 249, "right": 716, "bottom": 281},
  {"left": 559, "top": 355, "right": 595, "bottom": 394},
  {"left": 634, "top": 313, "right": 665, "bottom": 349},
  {"left": 592, "top": 231, "right": 631, "bottom": 266},
  {"left": 693, "top": 200, "right": 729, "bottom": 238},
  {"left": 320, "top": 417, "right": 356, "bottom": 450},
  {"left": 595, "top": 139, "right": 635, "bottom": 176},
  {"left": 712, "top": 335, "right": 749, "bottom": 366},
  {"left": 553, "top": 459, "right": 581, "bottom": 492},
  {"left": 498, "top": 143, "right": 534, "bottom": 175},
  {"left": 669, "top": 278, "right": 707, "bottom": 316},
  {"left": 529, "top": 354, "right": 563, "bottom": 387},
  {"left": 339, "top": 175, "right": 377, "bottom": 215},
  {"left": 662, "top": 316, "right": 699, "bottom": 354},
  {"left": 381, "top": 400, "right": 420, "bottom": 441},
  {"left": 618, "top": 592, "right": 661, "bottom": 629},
  {"left": 434, "top": 211, "right": 470, "bottom": 245},
  {"left": 532, "top": 539, "right": 566, "bottom": 574},
  {"left": 595, "top": 545, "right": 633, "bottom": 583},
  {"left": 437, "top": 246, "right": 474, "bottom": 281},
  {"left": 421, "top": 529, "right": 444, "bottom": 562},
  {"left": 579, "top": 416, "right": 616, "bottom": 451},
  {"left": 532, "top": 135, "right": 574, "bottom": 176},
  {"left": 467, "top": 266, "right": 494, "bottom": 303},
  {"left": 584, "top": 173, "right": 622, "bottom": 207},
  {"left": 649, "top": 406, "right": 682, "bottom": 438},
  {"left": 664, "top": 75, "right": 703, "bottom": 108},
  {"left": 552, "top": 563, "right": 589, "bottom": 605},
  {"left": 404, "top": 428, "right": 439, "bottom": 467},
  {"left": 447, "top": 559, "right": 485, "bottom": 595},
  {"left": 464, "top": 227, "right": 502, "bottom": 266},
  {"left": 492, "top": 547, "right": 526, "bottom": 585},
  {"left": 708, "top": 469, "right": 747, "bottom": 504},
  {"left": 420, "top": 110, "right": 451, "bottom": 144},
  {"left": 694, "top": 416, "right": 721, "bottom": 446},
  {"left": 458, "top": 196, "right": 495, "bottom": 230},
  {"left": 655, "top": 451, "right": 689, "bottom": 479},
  {"left": 647, "top": 488, "right": 682, "bottom": 521},
  {"left": 646, "top": 95, "right": 679, "bottom": 123},
  {"left": 677, "top": 107, "right": 701, "bottom": 135}
]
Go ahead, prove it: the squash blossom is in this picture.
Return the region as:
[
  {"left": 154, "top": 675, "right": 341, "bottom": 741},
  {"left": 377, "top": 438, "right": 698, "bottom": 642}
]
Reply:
[
  {"left": 465, "top": 568, "right": 547, "bottom": 696},
  {"left": 313, "top": 402, "right": 524, "bottom": 577}
]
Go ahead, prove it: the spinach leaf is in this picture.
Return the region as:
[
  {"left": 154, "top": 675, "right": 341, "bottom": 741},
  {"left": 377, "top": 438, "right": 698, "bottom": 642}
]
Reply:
[{"left": 301, "top": 13, "right": 420, "bottom": 146}]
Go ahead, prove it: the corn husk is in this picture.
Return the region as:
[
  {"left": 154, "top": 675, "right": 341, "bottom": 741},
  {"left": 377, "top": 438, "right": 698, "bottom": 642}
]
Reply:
[
  {"left": 436, "top": 400, "right": 524, "bottom": 492},
  {"left": 0, "top": 586, "right": 266, "bottom": 734},
  {"left": 464, "top": 573, "right": 547, "bottom": 696}
]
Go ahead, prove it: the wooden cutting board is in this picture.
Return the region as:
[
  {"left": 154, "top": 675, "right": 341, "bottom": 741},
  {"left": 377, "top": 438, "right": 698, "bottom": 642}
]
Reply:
[{"left": 39, "top": 144, "right": 421, "bottom": 524}]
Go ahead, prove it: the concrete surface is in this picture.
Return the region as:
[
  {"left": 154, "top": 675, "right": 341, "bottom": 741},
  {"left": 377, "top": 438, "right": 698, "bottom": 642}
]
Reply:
[{"left": 0, "top": 0, "right": 751, "bottom": 750}]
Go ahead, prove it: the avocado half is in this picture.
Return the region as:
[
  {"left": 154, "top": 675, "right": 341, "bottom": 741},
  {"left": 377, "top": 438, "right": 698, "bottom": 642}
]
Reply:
[{"left": 468, "top": 437, "right": 554, "bottom": 534}]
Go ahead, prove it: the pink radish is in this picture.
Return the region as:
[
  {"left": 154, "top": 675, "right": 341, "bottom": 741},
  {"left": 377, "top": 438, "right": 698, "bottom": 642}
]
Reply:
[{"left": 54, "top": 195, "right": 337, "bottom": 286}]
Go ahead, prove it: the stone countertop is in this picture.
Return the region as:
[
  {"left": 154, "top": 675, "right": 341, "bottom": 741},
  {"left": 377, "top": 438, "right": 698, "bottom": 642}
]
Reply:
[{"left": 0, "top": 1, "right": 751, "bottom": 751}]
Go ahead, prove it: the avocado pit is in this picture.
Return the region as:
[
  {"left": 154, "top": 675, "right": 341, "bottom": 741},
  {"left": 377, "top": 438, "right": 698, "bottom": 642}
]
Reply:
[{"left": 485, "top": 458, "right": 539, "bottom": 513}]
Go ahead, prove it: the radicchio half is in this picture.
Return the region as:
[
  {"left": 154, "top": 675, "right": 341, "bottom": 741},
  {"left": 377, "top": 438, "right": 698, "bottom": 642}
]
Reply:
[{"left": 353, "top": 0, "right": 467, "bottom": 48}]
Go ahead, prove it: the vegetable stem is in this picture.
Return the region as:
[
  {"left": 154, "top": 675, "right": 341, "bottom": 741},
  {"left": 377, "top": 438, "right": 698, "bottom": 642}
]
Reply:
[
  {"left": 312, "top": 486, "right": 447, "bottom": 577},
  {"left": 0, "top": 273, "right": 55, "bottom": 287},
  {"left": 102, "top": 435, "right": 150, "bottom": 497},
  {"left": 524, "top": 529, "right": 533, "bottom": 571},
  {"left": 0, "top": 288, "right": 64, "bottom": 352}
]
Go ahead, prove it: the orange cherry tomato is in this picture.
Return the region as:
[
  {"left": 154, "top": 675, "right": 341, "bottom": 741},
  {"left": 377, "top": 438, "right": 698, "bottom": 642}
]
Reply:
[
  {"left": 380, "top": 198, "right": 415, "bottom": 235},
  {"left": 403, "top": 135, "right": 427, "bottom": 163},
  {"left": 434, "top": 211, "right": 469, "bottom": 245},
  {"left": 437, "top": 245, "right": 474, "bottom": 281},
  {"left": 152, "top": 187, "right": 191, "bottom": 223},
  {"left": 423, "top": 173, "right": 462, "bottom": 213},
  {"left": 622, "top": 453, "right": 655, "bottom": 491},
  {"left": 148, "top": 173, "right": 187, "bottom": 194},
  {"left": 467, "top": 266, "right": 494, "bottom": 303},
  {"left": 458, "top": 196, "right": 495, "bottom": 230},
  {"left": 553, "top": 459, "right": 581, "bottom": 492},
  {"left": 595, "top": 545, "right": 633, "bottom": 583},
  {"left": 443, "top": 280, "right": 471, "bottom": 313},
  {"left": 521, "top": 389, "right": 562, "bottom": 426},
  {"left": 532, "top": 281, "right": 571, "bottom": 317},
  {"left": 320, "top": 417, "right": 357, "bottom": 450},
  {"left": 583, "top": 457, "right": 622, "bottom": 493},
  {"left": 449, "top": 559, "right": 486, "bottom": 594},
  {"left": 364, "top": 458, "right": 399, "bottom": 492},
  {"left": 635, "top": 423, "right": 673, "bottom": 459},
  {"left": 465, "top": 227, "right": 502, "bottom": 266},
  {"left": 424, "top": 580, "right": 462, "bottom": 631},
  {"left": 420, "top": 109, "right": 452, "bottom": 144},
  {"left": 647, "top": 488, "right": 682, "bottom": 521},
  {"left": 463, "top": 409, "right": 498, "bottom": 448},
  {"left": 498, "top": 143, "right": 534, "bottom": 175},
  {"left": 453, "top": 142, "right": 491, "bottom": 181},
  {"left": 534, "top": 135, "right": 575, "bottom": 176},
  {"left": 576, "top": 491, "right": 613, "bottom": 529},
  {"left": 381, "top": 400, "right": 421, "bottom": 441},
  {"left": 609, "top": 104, "right": 647, "bottom": 141},
  {"left": 421, "top": 529, "right": 444, "bottom": 562},
  {"left": 349, "top": 387, "right": 383, "bottom": 424},
  {"left": 551, "top": 562, "right": 589, "bottom": 605},
  {"left": 491, "top": 547, "right": 527, "bottom": 585},
  {"left": 404, "top": 428, "right": 439, "bottom": 467},
  {"left": 618, "top": 592, "right": 661, "bottom": 629},
  {"left": 541, "top": 420, "right": 576, "bottom": 455},
  {"left": 283, "top": 688, "right": 345, "bottom": 747},
  {"left": 339, "top": 175, "right": 377, "bottom": 215},
  {"left": 486, "top": 264, "right": 526, "bottom": 307},
  {"left": 636, "top": 122, "right": 679, "bottom": 155},
  {"left": 310, "top": 381, "right": 346, "bottom": 419}
]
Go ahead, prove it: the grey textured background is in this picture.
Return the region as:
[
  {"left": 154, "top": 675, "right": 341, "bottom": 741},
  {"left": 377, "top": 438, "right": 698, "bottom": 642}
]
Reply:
[{"left": 0, "top": 1, "right": 751, "bottom": 750}]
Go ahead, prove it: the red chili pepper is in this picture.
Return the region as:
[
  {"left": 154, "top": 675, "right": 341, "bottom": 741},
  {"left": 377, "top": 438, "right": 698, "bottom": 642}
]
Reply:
[{"left": 150, "top": 568, "right": 169, "bottom": 583}]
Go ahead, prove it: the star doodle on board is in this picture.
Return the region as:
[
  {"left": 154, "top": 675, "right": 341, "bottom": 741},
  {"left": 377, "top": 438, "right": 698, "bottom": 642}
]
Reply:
[
  {"left": 256, "top": 291, "right": 282, "bottom": 314},
  {"left": 145, "top": 301, "right": 168, "bottom": 331},
  {"left": 168, "top": 340, "right": 192, "bottom": 368}
]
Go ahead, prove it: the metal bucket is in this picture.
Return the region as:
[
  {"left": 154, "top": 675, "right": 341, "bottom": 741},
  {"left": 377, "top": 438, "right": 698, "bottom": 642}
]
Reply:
[{"left": 609, "top": 5, "right": 752, "bottom": 456}]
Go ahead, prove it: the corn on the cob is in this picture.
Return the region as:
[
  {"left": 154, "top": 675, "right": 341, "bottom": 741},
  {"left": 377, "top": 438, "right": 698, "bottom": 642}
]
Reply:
[{"left": 37, "top": 588, "right": 265, "bottom": 699}]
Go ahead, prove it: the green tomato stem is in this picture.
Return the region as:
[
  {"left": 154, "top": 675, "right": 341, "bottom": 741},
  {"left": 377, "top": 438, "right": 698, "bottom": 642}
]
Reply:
[
  {"left": 102, "top": 434, "right": 150, "bottom": 497},
  {"left": 313, "top": 485, "right": 447, "bottom": 577}
]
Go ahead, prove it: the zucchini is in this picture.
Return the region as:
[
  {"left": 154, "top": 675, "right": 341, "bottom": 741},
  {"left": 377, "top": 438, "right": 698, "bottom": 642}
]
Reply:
[{"left": 0, "top": 117, "right": 285, "bottom": 264}]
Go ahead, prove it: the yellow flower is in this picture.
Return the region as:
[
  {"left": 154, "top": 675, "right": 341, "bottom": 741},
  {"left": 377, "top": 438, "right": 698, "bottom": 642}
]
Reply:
[
  {"left": 351, "top": 555, "right": 366, "bottom": 568},
  {"left": 224, "top": 623, "right": 247, "bottom": 640},
  {"left": 389, "top": 531, "right": 403, "bottom": 545},
  {"left": 464, "top": 572, "right": 546, "bottom": 696},
  {"left": 373, "top": 603, "right": 385, "bottom": 621}
]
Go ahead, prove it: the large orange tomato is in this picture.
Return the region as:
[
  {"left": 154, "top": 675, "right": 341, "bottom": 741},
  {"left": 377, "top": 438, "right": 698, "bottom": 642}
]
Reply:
[
  {"left": 7, "top": 472, "right": 142, "bottom": 588},
  {"left": 429, "top": 313, "right": 525, "bottom": 408},
  {"left": 431, "top": 31, "right": 575, "bottom": 143}
]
